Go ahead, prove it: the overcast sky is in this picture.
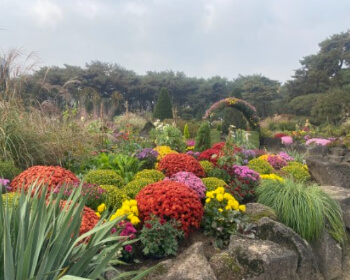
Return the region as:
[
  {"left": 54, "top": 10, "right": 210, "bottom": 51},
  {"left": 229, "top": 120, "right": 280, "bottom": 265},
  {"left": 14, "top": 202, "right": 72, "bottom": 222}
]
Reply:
[{"left": 1, "top": 0, "right": 350, "bottom": 83}]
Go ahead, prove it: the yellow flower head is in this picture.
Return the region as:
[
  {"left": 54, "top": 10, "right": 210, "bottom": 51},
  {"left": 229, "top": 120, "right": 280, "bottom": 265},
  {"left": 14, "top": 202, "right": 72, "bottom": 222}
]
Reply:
[
  {"left": 215, "top": 187, "right": 225, "bottom": 195},
  {"left": 216, "top": 193, "right": 224, "bottom": 202},
  {"left": 218, "top": 208, "right": 223, "bottom": 213},
  {"left": 205, "top": 198, "right": 211, "bottom": 203},
  {"left": 130, "top": 216, "right": 140, "bottom": 225},
  {"left": 238, "top": 205, "right": 246, "bottom": 212},
  {"left": 206, "top": 191, "right": 214, "bottom": 199},
  {"left": 97, "top": 203, "right": 106, "bottom": 213},
  {"left": 95, "top": 212, "right": 101, "bottom": 218}
]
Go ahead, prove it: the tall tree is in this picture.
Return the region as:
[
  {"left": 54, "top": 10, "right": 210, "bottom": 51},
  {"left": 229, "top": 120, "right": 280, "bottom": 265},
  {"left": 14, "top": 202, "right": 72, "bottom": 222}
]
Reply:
[{"left": 153, "top": 88, "right": 173, "bottom": 120}]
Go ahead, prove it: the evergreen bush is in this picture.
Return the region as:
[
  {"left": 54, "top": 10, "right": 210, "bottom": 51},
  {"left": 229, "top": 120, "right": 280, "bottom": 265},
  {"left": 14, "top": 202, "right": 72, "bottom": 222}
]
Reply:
[
  {"left": 153, "top": 88, "right": 173, "bottom": 120},
  {"left": 195, "top": 122, "right": 211, "bottom": 152}
]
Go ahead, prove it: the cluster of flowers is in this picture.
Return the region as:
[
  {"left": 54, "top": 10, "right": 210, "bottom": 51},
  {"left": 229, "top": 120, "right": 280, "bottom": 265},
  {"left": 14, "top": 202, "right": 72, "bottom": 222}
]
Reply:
[
  {"left": 305, "top": 138, "right": 332, "bottom": 146},
  {"left": 266, "top": 155, "right": 288, "bottom": 170},
  {"left": 278, "top": 151, "right": 294, "bottom": 162},
  {"left": 281, "top": 136, "right": 293, "bottom": 145},
  {"left": 110, "top": 199, "right": 140, "bottom": 226},
  {"left": 153, "top": 145, "right": 178, "bottom": 160},
  {"left": 157, "top": 153, "right": 205, "bottom": 177},
  {"left": 167, "top": 171, "right": 206, "bottom": 199},
  {"left": 205, "top": 187, "right": 246, "bottom": 212},
  {"left": 229, "top": 165, "right": 260, "bottom": 182},
  {"left": 0, "top": 178, "right": 10, "bottom": 191},
  {"left": 136, "top": 148, "right": 159, "bottom": 161},
  {"left": 136, "top": 181, "right": 203, "bottom": 235},
  {"left": 260, "top": 174, "right": 284, "bottom": 182},
  {"left": 10, "top": 165, "right": 79, "bottom": 192},
  {"left": 112, "top": 221, "right": 137, "bottom": 253}
]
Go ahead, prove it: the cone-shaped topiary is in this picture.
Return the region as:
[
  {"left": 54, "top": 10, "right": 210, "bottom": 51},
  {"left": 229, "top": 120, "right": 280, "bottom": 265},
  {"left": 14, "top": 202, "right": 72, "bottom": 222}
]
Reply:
[
  {"left": 84, "top": 170, "right": 124, "bottom": 187},
  {"left": 195, "top": 122, "right": 211, "bottom": 152},
  {"left": 184, "top": 123, "right": 190, "bottom": 140},
  {"left": 10, "top": 165, "right": 79, "bottom": 192},
  {"left": 157, "top": 153, "right": 205, "bottom": 177},
  {"left": 136, "top": 180, "right": 203, "bottom": 235},
  {"left": 153, "top": 88, "right": 173, "bottom": 120}
]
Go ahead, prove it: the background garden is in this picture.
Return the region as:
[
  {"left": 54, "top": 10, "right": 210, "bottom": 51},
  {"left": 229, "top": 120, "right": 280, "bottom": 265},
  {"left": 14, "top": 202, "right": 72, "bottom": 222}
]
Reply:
[{"left": 0, "top": 30, "right": 349, "bottom": 280}]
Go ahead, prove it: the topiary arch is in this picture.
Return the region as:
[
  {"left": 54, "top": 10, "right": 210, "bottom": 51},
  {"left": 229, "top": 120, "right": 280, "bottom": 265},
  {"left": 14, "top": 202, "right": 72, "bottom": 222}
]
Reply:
[{"left": 203, "top": 97, "right": 260, "bottom": 130}]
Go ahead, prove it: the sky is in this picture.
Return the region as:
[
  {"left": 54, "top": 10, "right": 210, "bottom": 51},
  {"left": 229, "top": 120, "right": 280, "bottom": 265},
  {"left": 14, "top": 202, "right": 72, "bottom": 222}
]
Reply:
[{"left": 1, "top": 0, "right": 350, "bottom": 83}]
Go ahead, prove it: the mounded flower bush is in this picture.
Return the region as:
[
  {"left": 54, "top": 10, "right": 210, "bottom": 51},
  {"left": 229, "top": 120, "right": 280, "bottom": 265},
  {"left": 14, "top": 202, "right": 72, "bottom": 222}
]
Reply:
[
  {"left": 202, "top": 177, "right": 228, "bottom": 192},
  {"left": 281, "top": 162, "right": 311, "bottom": 181},
  {"left": 157, "top": 153, "right": 205, "bottom": 177},
  {"left": 84, "top": 170, "right": 124, "bottom": 187},
  {"left": 133, "top": 169, "right": 165, "bottom": 183},
  {"left": 153, "top": 146, "right": 178, "bottom": 161},
  {"left": 99, "top": 185, "right": 130, "bottom": 210},
  {"left": 199, "top": 160, "right": 214, "bottom": 175},
  {"left": 266, "top": 155, "right": 288, "bottom": 170},
  {"left": 136, "top": 180, "right": 204, "bottom": 235},
  {"left": 248, "top": 158, "right": 274, "bottom": 174},
  {"left": 10, "top": 165, "right": 79, "bottom": 192},
  {"left": 168, "top": 171, "right": 206, "bottom": 199},
  {"left": 124, "top": 178, "right": 154, "bottom": 198}
]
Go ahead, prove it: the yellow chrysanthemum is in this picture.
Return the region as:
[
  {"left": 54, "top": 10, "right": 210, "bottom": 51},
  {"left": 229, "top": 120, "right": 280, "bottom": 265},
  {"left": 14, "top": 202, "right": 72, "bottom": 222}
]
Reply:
[
  {"left": 214, "top": 187, "right": 225, "bottom": 194},
  {"left": 130, "top": 216, "right": 140, "bottom": 225},
  {"left": 216, "top": 193, "right": 224, "bottom": 202},
  {"left": 95, "top": 212, "right": 101, "bottom": 218},
  {"left": 205, "top": 198, "right": 211, "bottom": 203},
  {"left": 239, "top": 205, "right": 246, "bottom": 212},
  {"left": 206, "top": 191, "right": 214, "bottom": 199},
  {"left": 97, "top": 203, "right": 106, "bottom": 213},
  {"left": 218, "top": 208, "right": 223, "bottom": 212}
]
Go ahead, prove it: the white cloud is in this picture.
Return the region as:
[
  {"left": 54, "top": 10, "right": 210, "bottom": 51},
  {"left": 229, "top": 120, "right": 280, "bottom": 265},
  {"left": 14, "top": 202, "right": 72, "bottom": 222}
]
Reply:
[{"left": 31, "top": 0, "right": 63, "bottom": 28}]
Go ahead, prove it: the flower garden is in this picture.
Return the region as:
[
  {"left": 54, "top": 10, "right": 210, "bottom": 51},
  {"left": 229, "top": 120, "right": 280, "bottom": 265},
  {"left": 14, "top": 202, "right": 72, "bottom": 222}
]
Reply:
[{"left": 0, "top": 99, "right": 349, "bottom": 280}]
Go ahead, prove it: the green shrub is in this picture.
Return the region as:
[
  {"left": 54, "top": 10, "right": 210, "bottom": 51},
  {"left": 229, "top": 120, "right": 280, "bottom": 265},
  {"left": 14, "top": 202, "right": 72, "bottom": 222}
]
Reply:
[
  {"left": 184, "top": 123, "right": 190, "bottom": 140},
  {"left": 256, "top": 179, "right": 346, "bottom": 243},
  {"left": 114, "top": 112, "right": 147, "bottom": 131},
  {"left": 248, "top": 158, "right": 274, "bottom": 174},
  {"left": 84, "top": 170, "right": 124, "bottom": 187},
  {"left": 0, "top": 161, "right": 21, "bottom": 180},
  {"left": 207, "top": 168, "right": 231, "bottom": 183},
  {"left": 221, "top": 107, "right": 247, "bottom": 134},
  {"left": 202, "top": 177, "right": 227, "bottom": 192},
  {"left": 153, "top": 88, "right": 173, "bottom": 120},
  {"left": 133, "top": 169, "right": 165, "bottom": 183},
  {"left": 1, "top": 192, "right": 19, "bottom": 208},
  {"left": 124, "top": 178, "right": 153, "bottom": 198},
  {"left": 199, "top": 160, "right": 214, "bottom": 176},
  {"left": 195, "top": 122, "right": 211, "bottom": 152},
  {"left": 100, "top": 185, "right": 130, "bottom": 210},
  {"left": 150, "top": 123, "right": 186, "bottom": 152},
  {"left": 281, "top": 161, "right": 311, "bottom": 181}
]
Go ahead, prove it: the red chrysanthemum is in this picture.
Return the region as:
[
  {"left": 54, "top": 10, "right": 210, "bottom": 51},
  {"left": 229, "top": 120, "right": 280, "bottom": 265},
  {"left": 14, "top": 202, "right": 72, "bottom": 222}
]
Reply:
[
  {"left": 10, "top": 165, "right": 79, "bottom": 193},
  {"left": 135, "top": 181, "right": 204, "bottom": 235},
  {"left": 157, "top": 153, "right": 205, "bottom": 177},
  {"left": 274, "top": 133, "right": 289, "bottom": 139},
  {"left": 59, "top": 200, "right": 100, "bottom": 236}
]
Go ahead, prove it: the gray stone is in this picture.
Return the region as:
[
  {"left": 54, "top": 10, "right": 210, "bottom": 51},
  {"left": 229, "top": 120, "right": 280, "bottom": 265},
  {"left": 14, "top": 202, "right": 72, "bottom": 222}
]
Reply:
[
  {"left": 306, "top": 146, "right": 330, "bottom": 158},
  {"left": 147, "top": 242, "right": 217, "bottom": 280},
  {"left": 311, "top": 229, "right": 342, "bottom": 280},
  {"left": 330, "top": 147, "right": 348, "bottom": 157},
  {"left": 256, "top": 217, "right": 324, "bottom": 280},
  {"left": 319, "top": 185, "right": 350, "bottom": 229},
  {"left": 227, "top": 235, "right": 299, "bottom": 280},
  {"left": 245, "top": 203, "right": 277, "bottom": 223},
  {"left": 326, "top": 155, "right": 345, "bottom": 164},
  {"left": 306, "top": 157, "right": 350, "bottom": 188},
  {"left": 209, "top": 251, "right": 245, "bottom": 280}
]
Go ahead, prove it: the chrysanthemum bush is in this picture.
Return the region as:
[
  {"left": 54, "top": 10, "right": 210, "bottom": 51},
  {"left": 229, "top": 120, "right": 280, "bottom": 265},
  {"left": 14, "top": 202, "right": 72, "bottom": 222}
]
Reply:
[
  {"left": 202, "top": 187, "right": 247, "bottom": 248},
  {"left": 202, "top": 177, "right": 228, "bottom": 192},
  {"left": 124, "top": 178, "right": 153, "bottom": 198},
  {"left": 9, "top": 165, "right": 79, "bottom": 192},
  {"left": 157, "top": 153, "right": 205, "bottom": 177},
  {"left": 133, "top": 169, "right": 165, "bottom": 183},
  {"left": 266, "top": 155, "right": 288, "bottom": 170},
  {"left": 136, "top": 148, "right": 159, "bottom": 169},
  {"left": 199, "top": 160, "right": 214, "bottom": 175},
  {"left": 168, "top": 171, "right": 206, "bottom": 199},
  {"left": 281, "top": 161, "right": 311, "bottom": 181},
  {"left": 248, "top": 158, "right": 274, "bottom": 174},
  {"left": 110, "top": 199, "right": 141, "bottom": 226},
  {"left": 260, "top": 174, "right": 284, "bottom": 183},
  {"left": 136, "top": 181, "right": 204, "bottom": 235},
  {"left": 100, "top": 185, "right": 130, "bottom": 210},
  {"left": 84, "top": 169, "right": 124, "bottom": 187},
  {"left": 153, "top": 145, "right": 178, "bottom": 161}
]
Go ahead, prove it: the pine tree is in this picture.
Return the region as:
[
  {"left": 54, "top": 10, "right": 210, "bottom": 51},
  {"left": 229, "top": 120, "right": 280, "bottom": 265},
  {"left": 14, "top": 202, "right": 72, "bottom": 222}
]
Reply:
[
  {"left": 195, "top": 122, "right": 211, "bottom": 152},
  {"left": 153, "top": 88, "right": 173, "bottom": 120}
]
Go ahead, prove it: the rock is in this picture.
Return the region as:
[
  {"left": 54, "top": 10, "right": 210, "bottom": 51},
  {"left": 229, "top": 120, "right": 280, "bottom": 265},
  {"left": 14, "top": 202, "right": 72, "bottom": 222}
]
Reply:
[
  {"left": 306, "top": 157, "right": 350, "bottom": 188},
  {"left": 147, "top": 242, "right": 217, "bottom": 280},
  {"left": 306, "top": 146, "right": 330, "bottom": 158},
  {"left": 256, "top": 217, "right": 324, "bottom": 280},
  {"left": 311, "top": 229, "right": 343, "bottom": 280},
  {"left": 319, "top": 185, "right": 350, "bottom": 229},
  {"left": 245, "top": 203, "right": 277, "bottom": 223},
  {"left": 227, "top": 235, "right": 299, "bottom": 280},
  {"left": 329, "top": 147, "right": 348, "bottom": 157},
  {"left": 209, "top": 251, "right": 245, "bottom": 280}
]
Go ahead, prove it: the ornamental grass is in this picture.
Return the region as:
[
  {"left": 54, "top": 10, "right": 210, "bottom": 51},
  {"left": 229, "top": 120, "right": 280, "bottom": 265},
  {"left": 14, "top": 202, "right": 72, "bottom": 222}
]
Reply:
[{"left": 256, "top": 179, "right": 346, "bottom": 244}]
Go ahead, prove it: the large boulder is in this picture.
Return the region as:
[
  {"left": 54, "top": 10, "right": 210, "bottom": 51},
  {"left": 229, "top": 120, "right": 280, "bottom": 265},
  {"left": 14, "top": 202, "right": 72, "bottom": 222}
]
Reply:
[
  {"left": 306, "top": 157, "right": 350, "bottom": 188},
  {"left": 319, "top": 185, "right": 350, "bottom": 229},
  {"left": 245, "top": 203, "right": 277, "bottom": 223},
  {"left": 256, "top": 217, "right": 324, "bottom": 280},
  {"left": 146, "top": 242, "right": 217, "bottom": 280}
]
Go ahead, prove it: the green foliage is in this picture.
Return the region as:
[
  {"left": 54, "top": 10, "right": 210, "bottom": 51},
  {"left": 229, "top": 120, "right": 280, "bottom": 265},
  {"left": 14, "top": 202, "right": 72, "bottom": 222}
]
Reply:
[
  {"left": 140, "top": 215, "right": 184, "bottom": 257},
  {"left": 202, "top": 177, "right": 227, "bottom": 192},
  {"left": 0, "top": 161, "right": 21, "bottom": 180},
  {"left": 114, "top": 112, "right": 147, "bottom": 131},
  {"left": 1, "top": 192, "right": 19, "bottom": 208},
  {"left": 133, "top": 169, "right": 165, "bottom": 183},
  {"left": 100, "top": 185, "right": 130, "bottom": 210},
  {"left": 92, "top": 153, "right": 144, "bottom": 183},
  {"left": 183, "top": 123, "right": 190, "bottom": 140},
  {"left": 153, "top": 88, "right": 173, "bottom": 120},
  {"left": 0, "top": 183, "right": 141, "bottom": 280},
  {"left": 281, "top": 161, "right": 311, "bottom": 181},
  {"left": 150, "top": 123, "right": 186, "bottom": 152},
  {"left": 288, "top": 94, "right": 320, "bottom": 116},
  {"left": 221, "top": 107, "right": 247, "bottom": 134},
  {"left": 256, "top": 179, "right": 346, "bottom": 243},
  {"left": 207, "top": 168, "right": 231, "bottom": 184},
  {"left": 195, "top": 122, "right": 211, "bottom": 152},
  {"left": 124, "top": 179, "right": 153, "bottom": 199},
  {"left": 199, "top": 160, "right": 214, "bottom": 176},
  {"left": 248, "top": 158, "right": 274, "bottom": 174},
  {"left": 84, "top": 169, "right": 124, "bottom": 187}
]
